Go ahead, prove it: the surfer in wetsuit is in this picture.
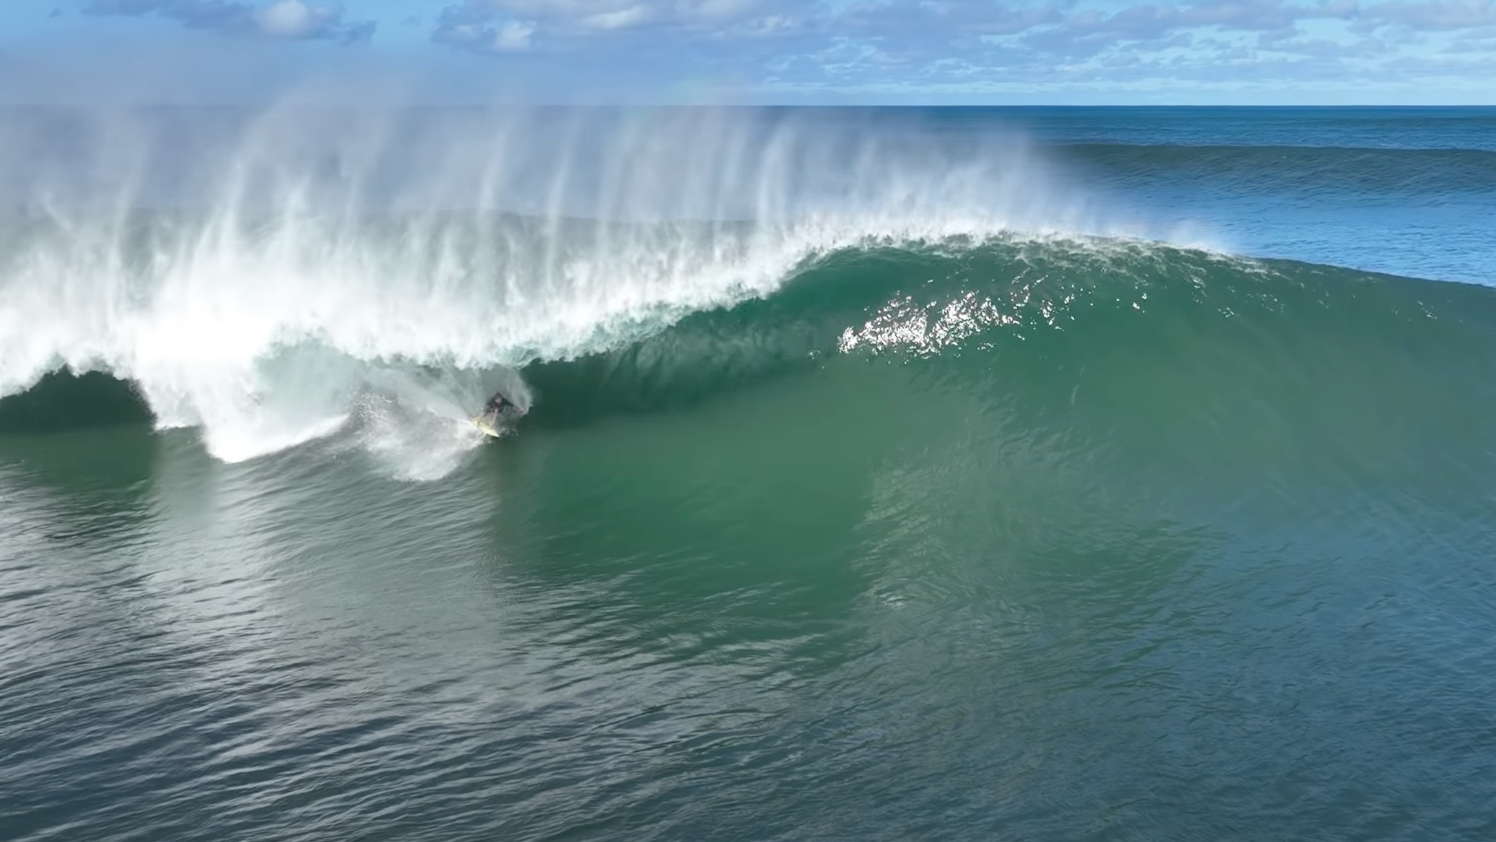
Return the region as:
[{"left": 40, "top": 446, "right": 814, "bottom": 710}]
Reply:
[{"left": 480, "top": 392, "right": 515, "bottom": 428}]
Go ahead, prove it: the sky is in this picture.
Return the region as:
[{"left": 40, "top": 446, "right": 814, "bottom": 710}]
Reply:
[{"left": 3, "top": 0, "right": 1495, "bottom": 104}]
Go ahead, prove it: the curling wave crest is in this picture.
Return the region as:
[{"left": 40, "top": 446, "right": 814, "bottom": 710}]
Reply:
[{"left": 0, "top": 105, "right": 1177, "bottom": 472}]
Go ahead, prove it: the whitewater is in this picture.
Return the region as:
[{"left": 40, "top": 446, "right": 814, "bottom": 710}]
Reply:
[{"left": 0, "top": 105, "right": 1201, "bottom": 473}]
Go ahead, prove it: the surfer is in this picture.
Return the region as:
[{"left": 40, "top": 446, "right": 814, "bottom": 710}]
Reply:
[{"left": 480, "top": 391, "right": 517, "bottom": 428}]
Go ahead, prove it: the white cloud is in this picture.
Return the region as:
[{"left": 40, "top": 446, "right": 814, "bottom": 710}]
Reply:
[
  {"left": 1360, "top": 0, "right": 1496, "bottom": 29},
  {"left": 67, "top": 0, "right": 1496, "bottom": 96},
  {"left": 494, "top": 19, "right": 537, "bottom": 48},
  {"left": 257, "top": 1, "right": 320, "bottom": 38},
  {"left": 580, "top": 5, "right": 649, "bottom": 29},
  {"left": 83, "top": 0, "right": 376, "bottom": 44}
]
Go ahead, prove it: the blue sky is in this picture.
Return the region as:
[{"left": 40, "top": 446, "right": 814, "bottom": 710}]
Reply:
[{"left": 4, "top": 0, "right": 1495, "bottom": 103}]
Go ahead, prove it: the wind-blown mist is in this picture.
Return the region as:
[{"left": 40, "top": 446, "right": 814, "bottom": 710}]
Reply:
[{"left": 0, "top": 106, "right": 1143, "bottom": 473}]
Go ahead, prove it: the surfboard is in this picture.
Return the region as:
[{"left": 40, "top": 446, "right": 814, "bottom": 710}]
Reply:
[{"left": 472, "top": 415, "right": 501, "bottom": 438}]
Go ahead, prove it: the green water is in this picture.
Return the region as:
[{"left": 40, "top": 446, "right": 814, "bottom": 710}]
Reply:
[{"left": 5, "top": 240, "right": 1496, "bottom": 840}]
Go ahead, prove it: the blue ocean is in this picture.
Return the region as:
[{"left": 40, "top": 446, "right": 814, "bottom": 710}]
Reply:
[{"left": 3, "top": 106, "right": 1495, "bottom": 841}]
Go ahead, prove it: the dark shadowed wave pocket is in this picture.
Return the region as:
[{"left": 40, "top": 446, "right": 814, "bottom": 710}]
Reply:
[{"left": 0, "top": 370, "right": 153, "bottom": 434}]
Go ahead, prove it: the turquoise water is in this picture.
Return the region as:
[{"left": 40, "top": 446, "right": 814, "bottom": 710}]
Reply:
[{"left": 3, "top": 107, "right": 1496, "bottom": 841}]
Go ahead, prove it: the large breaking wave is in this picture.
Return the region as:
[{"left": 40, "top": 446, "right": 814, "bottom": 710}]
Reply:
[{"left": 0, "top": 105, "right": 1184, "bottom": 475}]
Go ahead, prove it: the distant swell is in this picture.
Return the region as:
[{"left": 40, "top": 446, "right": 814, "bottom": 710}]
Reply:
[{"left": 1055, "top": 143, "right": 1496, "bottom": 196}]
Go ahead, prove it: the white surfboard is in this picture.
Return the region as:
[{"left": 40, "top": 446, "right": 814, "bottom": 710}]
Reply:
[{"left": 472, "top": 415, "right": 501, "bottom": 438}]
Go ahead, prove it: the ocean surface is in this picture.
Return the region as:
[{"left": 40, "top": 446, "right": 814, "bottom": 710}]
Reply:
[{"left": 3, "top": 106, "right": 1496, "bottom": 841}]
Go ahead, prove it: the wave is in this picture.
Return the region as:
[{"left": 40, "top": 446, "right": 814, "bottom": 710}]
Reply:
[
  {"left": 507, "top": 239, "right": 1496, "bottom": 539},
  {"left": 6, "top": 106, "right": 1491, "bottom": 481},
  {"left": 10, "top": 235, "right": 1496, "bottom": 494},
  {"left": 0, "top": 105, "right": 1182, "bottom": 472},
  {"left": 522, "top": 237, "right": 1496, "bottom": 416}
]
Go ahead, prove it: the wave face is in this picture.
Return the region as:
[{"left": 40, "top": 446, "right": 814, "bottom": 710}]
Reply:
[{"left": 520, "top": 238, "right": 1496, "bottom": 521}]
